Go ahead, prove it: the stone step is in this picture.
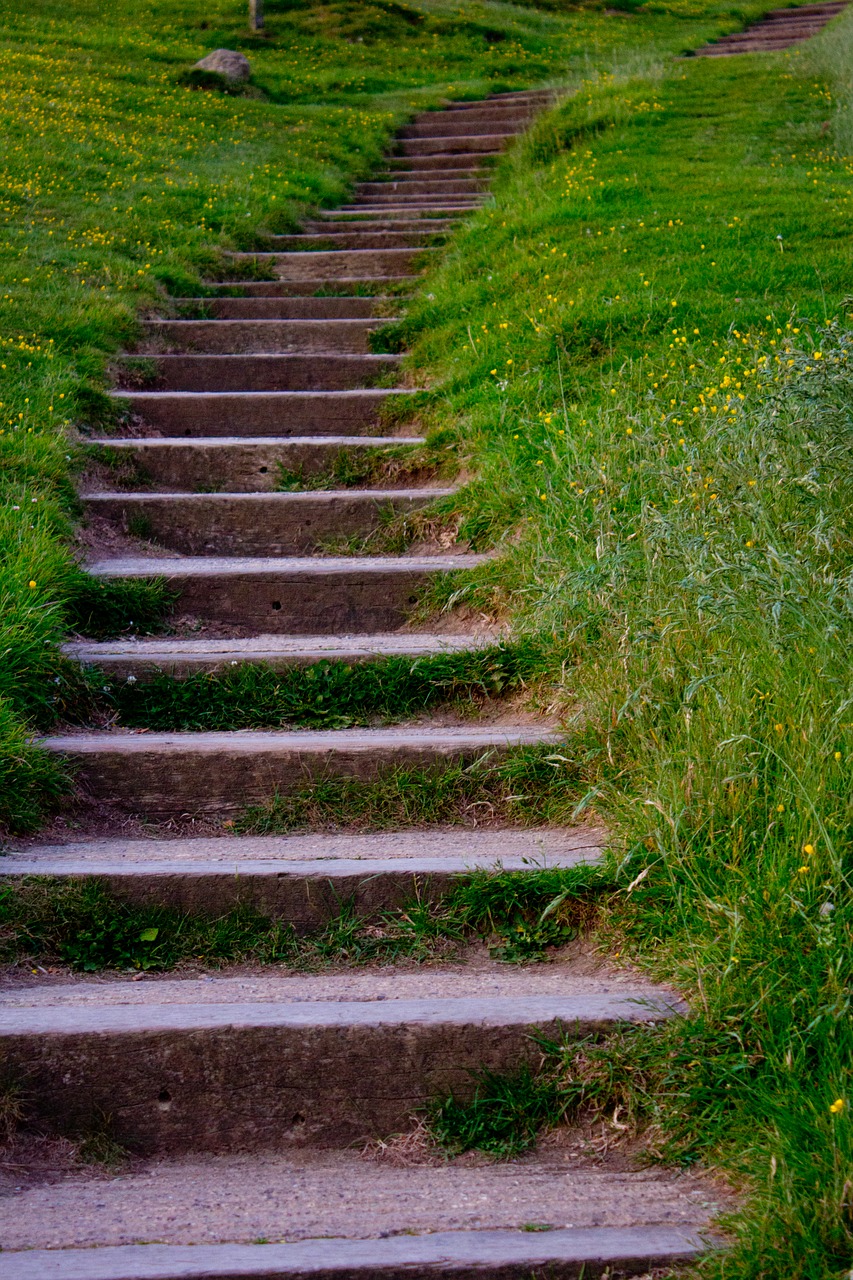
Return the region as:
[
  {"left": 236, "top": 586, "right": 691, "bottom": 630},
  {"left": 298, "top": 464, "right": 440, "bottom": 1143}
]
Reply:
[
  {"left": 144, "top": 318, "right": 393, "bottom": 355},
  {"left": 117, "top": 353, "right": 402, "bottom": 392},
  {"left": 385, "top": 151, "right": 496, "bottom": 169},
  {"left": 331, "top": 204, "right": 480, "bottom": 216},
  {"left": 85, "top": 553, "right": 488, "bottom": 633},
  {"left": 267, "top": 231, "right": 444, "bottom": 249},
  {"left": 355, "top": 179, "right": 485, "bottom": 196},
  {"left": 398, "top": 134, "right": 513, "bottom": 156},
  {"left": 3, "top": 827, "right": 603, "bottom": 922},
  {"left": 83, "top": 488, "right": 454, "bottom": 556},
  {"left": 230, "top": 247, "right": 435, "bottom": 280},
  {"left": 88, "top": 435, "right": 422, "bottom": 492},
  {"left": 206, "top": 276, "right": 417, "bottom": 294},
  {"left": 43, "top": 724, "right": 557, "bottom": 815},
  {"left": 60, "top": 630, "right": 490, "bottom": 677},
  {"left": 0, "top": 964, "right": 680, "bottom": 1150},
  {"left": 111, "top": 389, "right": 409, "bottom": 437},
  {"left": 0, "top": 1228, "right": 709, "bottom": 1280},
  {"left": 173, "top": 296, "right": 391, "bottom": 319},
  {"left": 414, "top": 105, "right": 536, "bottom": 124},
  {"left": 399, "top": 118, "right": 526, "bottom": 140},
  {"left": 0, "top": 1149, "right": 720, "bottom": 1268},
  {"left": 303, "top": 217, "right": 460, "bottom": 233}
]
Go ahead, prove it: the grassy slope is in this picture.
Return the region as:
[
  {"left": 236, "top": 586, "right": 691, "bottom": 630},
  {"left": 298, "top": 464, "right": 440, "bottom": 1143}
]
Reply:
[
  {"left": 0, "top": 0, "right": 769, "bottom": 832},
  {"left": 3, "top": 0, "right": 853, "bottom": 1272},
  {"left": 380, "top": 27, "right": 852, "bottom": 1280}
]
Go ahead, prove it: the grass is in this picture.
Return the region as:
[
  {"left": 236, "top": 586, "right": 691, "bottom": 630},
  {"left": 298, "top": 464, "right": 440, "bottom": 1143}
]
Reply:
[
  {"left": 0, "top": 864, "right": 607, "bottom": 971},
  {"left": 376, "top": 22, "right": 853, "bottom": 1277},
  {"left": 73, "top": 640, "right": 542, "bottom": 730},
  {"left": 0, "top": 0, "right": 786, "bottom": 833},
  {"left": 5, "top": 0, "right": 853, "bottom": 1271}
]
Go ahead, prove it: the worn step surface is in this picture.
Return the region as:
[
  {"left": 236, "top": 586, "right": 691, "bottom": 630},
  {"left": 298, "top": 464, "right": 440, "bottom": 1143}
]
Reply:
[
  {"left": 42, "top": 725, "right": 559, "bottom": 814},
  {"left": 0, "top": 1228, "right": 712, "bottom": 1280},
  {"left": 119, "top": 354, "right": 401, "bottom": 393},
  {"left": 1, "top": 827, "right": 603, "bottom": 922},
  {"left": 114, "top": 389, "right": 410, "bottom": 436},
  {"left": 174, "top": 296, "right": 391, "bottom": 319},
  {"left": 83, "top": 488, "right": 453, "bottom": 555},
  {"left": 267, "top": 231, "right": 444, "bottom": 249},
  {"left": 61, "top": 630, "right": 489, "bottom": 676},
  {"left": 87, "top": 554, "right": 485, "bottom": 633},
  {"left": 0, "top": 1148, "right": 722, "bottom": 1264},
  {"left": 0, "top": 962, "right": 682, "bottom": 1152},
  {"left": 231, "top": 247, "right": 435, "bottom": 279},
  {"left": 692, "top": 0, "right": 846, "bottom": 52},
  {"left": 145, "top": 318, "right": 394, "bottom": 355},
  {"left": 88, "top": 435, "right": 422, "bottom": 491}
]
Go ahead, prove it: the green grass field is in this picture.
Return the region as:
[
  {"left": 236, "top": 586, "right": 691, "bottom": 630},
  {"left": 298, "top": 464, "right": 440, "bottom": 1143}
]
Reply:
[{"left": 3, "top": 0, "right": 853, "bottom": 1272}]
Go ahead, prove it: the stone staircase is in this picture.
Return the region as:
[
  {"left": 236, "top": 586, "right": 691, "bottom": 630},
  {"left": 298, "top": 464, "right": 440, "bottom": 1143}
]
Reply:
[
  {"left": 0, "top": 91, "right": 724, "bottom": 1277},
  {"left": 692, "top": 0, "right": 847, "bottom": 55}
]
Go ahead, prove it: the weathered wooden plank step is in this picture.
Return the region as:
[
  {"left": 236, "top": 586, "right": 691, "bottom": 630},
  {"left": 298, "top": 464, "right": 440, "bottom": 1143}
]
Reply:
[
  {"left": 385, "top": 152, "right": 495, "bottom": 169},
  {"left": 61, "top": 630, "right": 489, "bottom": 676},
  {"left": 399, "top": 119, "right": 527, "bottom": 140},
  {"left": 85, "top": 553, "right": 487, "bottom": 633},
  {"left": 303, "top": 217, "right": 458, "bottom": 233},
  {"left": 144, "top": 318, "right": 393, "bottom": 355},
  {"left": 355, "top": 179, "right": 485, "bottom": 195},
  {"left": 88, "top": 435, "right": 422, "bottom": 491},
  {"left": 205, "top": 276, "right": 416, "bottom": 294},
  {"left": 3, "top": 827, "right": 603, "bottom": 921},
  {"left": 0, "top": 1227, "right": 710, "bottom": 1280},
  {"left": 43, "top": 724, "right": 557, "bottom": 815},
  {"left": 111, "top": 389, "right": 409, "bottom": 437},
  {"left": 267, "top": 231, "right": 445, "bottom": 249},
  {"left": 399, "top": 134, "right": 514, "bottom": 156},
  {"left": 0, "top": 1143, "right": 721, "bottom": 1268},
  {"left": 172, "top": 296, "right": 392, "bottom": 319},
  {"left": 229, "top": 247, "right": 436, "bottom": 280},
  {"left": 83, "top": 488, "right": 454, "bottom": 556},
  {"left": 350, "top": 193, "right": 486, "bottom": 207},
  {"left": 328, "top": 204, "right": 479, "bottom": 216},
  {"left": 117, "top": 353, "right": 401, "bottom": 392},
  {"left": 0, "top": 965, "right": 681, "bottom": 1150}
]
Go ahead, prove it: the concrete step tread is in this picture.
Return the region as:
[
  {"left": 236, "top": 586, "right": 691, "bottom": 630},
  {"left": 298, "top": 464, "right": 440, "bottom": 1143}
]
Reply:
[
  {"left": 83, "top": 488, "right": 455, "bottom": 503},
  {"left": 89, "top": 435, "right": 425, "bottom": 448},
  {"left": 88, "top": 553, "right": 488, "bottom": 576},
  {"left": 0, "top": 959, "right": 684, "bottom": 1026},
  {"left": 6, "top": 825, "right": 603, "bottom": 867},
  {"left": 112, "top": 389, "right": 411, "bottom": 399},
  {"left": 60, "top": 629, "right": 487, "bottom": 675},
  {"left": 62, "top": 630, "right": 485, "bottom": 661},
  {"left": 0, "top": 1149, "right": 720, "bottom": 1257},
  {"left": 43, "top": 725, "right": 561, "bottom": 754},
  {"left": 146, "top": 317, "right": 397, "bottom": 327},
  {"left": 0, "top": 1226, "right": 713, "bottom": 1279}
]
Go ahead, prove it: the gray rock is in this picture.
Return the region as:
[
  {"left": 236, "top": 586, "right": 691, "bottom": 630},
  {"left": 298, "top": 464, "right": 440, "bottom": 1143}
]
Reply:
[{"left": 192, "top": 49, "right": 251, "bottom": 83}]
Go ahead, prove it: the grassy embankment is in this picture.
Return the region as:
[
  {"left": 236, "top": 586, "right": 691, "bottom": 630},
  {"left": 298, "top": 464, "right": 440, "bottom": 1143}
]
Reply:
[
  {"left": 4, "top": 0, "right": 853, "bottom": 1271},
  {"left": 359, "top": 29, "right": 852, "bottom": 1280},
  {"left": 1, "top": 0, "right": 778, "bottom": 832}
]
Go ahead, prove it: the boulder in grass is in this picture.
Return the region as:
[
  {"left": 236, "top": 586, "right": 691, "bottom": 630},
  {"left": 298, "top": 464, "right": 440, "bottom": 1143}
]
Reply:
[{"left": 192, "top": 49, "right": 251, "bottom": 83}]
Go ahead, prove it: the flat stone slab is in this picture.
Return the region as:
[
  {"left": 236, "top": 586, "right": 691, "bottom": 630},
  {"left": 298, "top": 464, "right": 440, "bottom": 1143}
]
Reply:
[
  {"left": 61, "top": 630, "right": 487, "bottom": 675},
  {"left": 0, "top": 1226, "right": 713, "bottom": 1279},
  {"left": 110, "top": 389, "right": 410, "bottom": 437},
  {"left": 7, "top": 825, "right": 603, "bottom": 863},
  {"left": 0, "top": 966, "right": 683, "bottom": 1153},
  {"left": 0, "top": 1148, "right": 723, "bottom": 1253},
  {"left": 83, "top": 489, "right": 455, "bottom": 556},
  {"left": 1, "top": 826, "right": 604, "bottom": 924},
  {"left": 40, "top": 724, "right": 559, "bottom": 815},
  {"left": 85, "top": 555, "right": 489, "bottom": 637}
]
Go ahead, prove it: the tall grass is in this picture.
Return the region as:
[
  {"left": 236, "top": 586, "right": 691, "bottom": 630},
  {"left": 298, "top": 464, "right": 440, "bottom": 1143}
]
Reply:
[
  {"left": 0, "top": 0, "right": 767, "bottom": 833},
  {"left": 396, "top": 42, "right": 853, "bottom": 1277}
]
